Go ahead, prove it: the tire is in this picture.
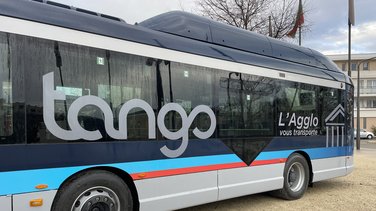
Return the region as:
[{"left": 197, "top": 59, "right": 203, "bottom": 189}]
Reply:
[
  {"left": 52, "top": 170, "right": 133, "bottom": 211},
  {"left": 367, "top": 135, "right": 373, "bottom": 139},
  {"left": 273, "top": 153, "right": 309, "bottom": 200}
]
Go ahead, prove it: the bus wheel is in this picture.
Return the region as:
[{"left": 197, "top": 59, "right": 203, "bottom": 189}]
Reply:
[
  {"left": 52, "top": 170, "right": 133, "bottom": 211},
  {"left": 275, "top": 153, "right": 309, "bottom": 200}
]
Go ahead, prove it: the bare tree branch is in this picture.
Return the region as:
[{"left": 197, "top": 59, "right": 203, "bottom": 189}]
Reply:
[{"left": 196, "top": 0, "right": 312, "bottom": 40}]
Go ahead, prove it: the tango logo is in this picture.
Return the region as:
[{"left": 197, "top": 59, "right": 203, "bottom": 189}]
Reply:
[
  {"left": 325, "top": 104, "right": 345, "bottom": 147},
  {"left": 43, "top": 72, "right": 216, "bottom": 158}
]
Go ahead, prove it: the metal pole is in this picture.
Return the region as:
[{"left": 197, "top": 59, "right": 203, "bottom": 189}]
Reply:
[
  {"left": 356, "top": 61, "right": 360, "bottom": 150},
  {"left": 299, "top": 26, "right": 301, "bottom": 46},
  {"left": 348, "top": 23, "right": 351, "bottom": 77},
  {"left": 269, "top": 16, "right": 272, "bottom": 37},
  {"left": 356, "top": 57, "right": 376, "bottom": 150}
]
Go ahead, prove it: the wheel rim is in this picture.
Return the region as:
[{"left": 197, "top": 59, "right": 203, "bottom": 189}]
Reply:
[
  {"left": 71, "top": 186, "right": 120, "bottom": 211},
  {"left": 287, "top": 162, "right": 305, "bottom": 192}
]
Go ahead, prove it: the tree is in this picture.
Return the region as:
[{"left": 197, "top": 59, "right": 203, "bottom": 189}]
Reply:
[
  {"left": 269, "top": 0, "right": 300, "bottom": 39},
  {"left": 196, "top": 0, "right": 269, "bottom": 31},
  {"left": 196, "top": 0, "right": 309, "bottom": 40}
]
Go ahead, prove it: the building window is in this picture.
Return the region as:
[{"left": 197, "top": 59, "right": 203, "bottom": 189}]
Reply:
[
  {"left": 364, "top": 98, "right": 376, "bottom": 108},
  {"left": 360, "top": 99, "right": 372, "bottom": 108},
  {"left": 367, "top": 100, "right": 372, "bottom": 108},
  {"left": 341, "top": 63, "right": 346, "bottom": 71},
  {"left": 367, "top": 80, "right": 376, "bottom": 88},
  {"left": 351, "top": 63, "right": 357, "bottom": 71},
  {"left": 360, "top": 80, "right": 364, "bottom": 88},
  {"left": 363, "top": 62, "right": 369, "bottom": 71}
]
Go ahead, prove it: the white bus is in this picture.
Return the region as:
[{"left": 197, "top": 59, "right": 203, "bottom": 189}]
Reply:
[{"left": 0, "top": 0, "right": 354, "bottom": 210}]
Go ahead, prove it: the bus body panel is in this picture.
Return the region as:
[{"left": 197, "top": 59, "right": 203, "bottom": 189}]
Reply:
[
  {"left": 311, "top": 156, "right": 347, "bottom": 182},
  {"left": 218, "top": 163, "right": 284, "bottom": 201},
  {"left": 0, "top": 195, "right": 11, "bottom": 211},
  {"left": 135, "top": 171, "right": 218, "bottom": 211},
  {"left": 345, "top": 138, "right": 355, "bottom": 175},
  {"left": 12, "top": 190, "right": 56, "bottom": 211},
  {"left": 346, "top": 155, "right": 354, "bottom": 174}
]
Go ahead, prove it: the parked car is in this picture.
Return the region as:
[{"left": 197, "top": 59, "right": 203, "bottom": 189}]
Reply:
[{"left": 354, "top": 129, "right": 375, "bottom": 139}]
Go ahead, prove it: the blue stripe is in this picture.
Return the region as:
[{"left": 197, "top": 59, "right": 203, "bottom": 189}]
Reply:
[
  {"left": 0, "top": 166, "right": 90, "bottom": 195},
  {"left": 0, "top": 154, "right": 241, "bottom": 195},
  {"left": 256, "top": 147, "right": 349, "bottom": 160}
]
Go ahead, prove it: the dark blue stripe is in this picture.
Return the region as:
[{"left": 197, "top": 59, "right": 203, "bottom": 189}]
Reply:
[
  {"left": 0, "top": 139, "right": 232, "bottom": 172},
  {"left": 263, "top": 136, "right": 351, "bottom": 151}
]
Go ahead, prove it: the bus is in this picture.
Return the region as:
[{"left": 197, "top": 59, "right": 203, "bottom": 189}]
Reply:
[{"left": 0, "top": 0, "right": 354, "bottom": 210}]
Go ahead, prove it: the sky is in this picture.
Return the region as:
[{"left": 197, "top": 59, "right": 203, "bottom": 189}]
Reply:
[{"left": 53, "top": 0, "right": 376, "bottom": 55}]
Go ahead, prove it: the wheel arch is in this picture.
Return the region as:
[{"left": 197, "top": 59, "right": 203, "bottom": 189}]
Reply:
[
  {"left": 52, "top": 166, "right": 139, "bottom": 210},
  {"left": 291, "top": 150, "right": 313, "bottom": 185}
]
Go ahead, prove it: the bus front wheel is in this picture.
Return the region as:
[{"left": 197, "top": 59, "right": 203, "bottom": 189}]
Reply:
[
  {"left": 274, "top": 153, "right": 309, "bottom": 200},
  {"left": 52, "top": 170, "right": 133, "bottom": 211}
]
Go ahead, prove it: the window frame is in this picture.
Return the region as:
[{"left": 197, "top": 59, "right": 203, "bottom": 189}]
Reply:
[{"left": 363, "top": 62, "right": 369, "bottom": 71}]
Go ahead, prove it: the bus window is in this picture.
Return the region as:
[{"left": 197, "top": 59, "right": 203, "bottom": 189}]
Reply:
[
  {"left": 0, "top": 32, "right": 25, "bottom": 145},
  {"left": 107, "top": 52, "right": 156, "bottom": 141},
  {"left": 18, "top": 35, "right": 156, "bottom": 143},
  {"left": 159, "top": 61, "right": 214, "bottom": 139},
  {"left": 276, "top": 82, "right": 320, "bottom": 132},
  {"left": 319, "top": 88, "right": 343, "bottom": 130},
  {"left": 0, "top": 33, "right": 12, "bottom": 138},
  {"left": 218, "top": 72, "right": 274, "bottom": 138},
  {"left": 282, "top": 85, "right": 317, "bottom": 112}
]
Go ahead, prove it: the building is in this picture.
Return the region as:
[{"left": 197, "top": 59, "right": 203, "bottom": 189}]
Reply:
[{"left": 327, "top": 53, "right": 376, "bottom": 132}]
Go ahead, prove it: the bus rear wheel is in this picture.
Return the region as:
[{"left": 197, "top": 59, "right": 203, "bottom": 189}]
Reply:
[
  {"left": 274, "top": 153, "right": 309, "bottom": 200},
  {"left": 52, "top": 170, "right": 133, "bottom": 211}
]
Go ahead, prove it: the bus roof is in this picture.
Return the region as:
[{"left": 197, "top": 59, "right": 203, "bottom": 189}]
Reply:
[
  {"left": 140, "top": 11, "right": 337, "bottom": 71},
  {"left": 0, "top": 0, "right": 348, "bottom": 83}
]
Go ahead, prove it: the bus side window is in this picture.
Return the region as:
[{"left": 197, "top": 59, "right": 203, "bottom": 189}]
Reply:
[
  {"left": 0, "top": 32, "right": 25, "bottom": 145},
  {"left": 0, "top": 33, "right": 13, "bottom": 138},
  {"left": 158, "top": 61, "right": 214, "bottom": 139},
  {"left": 218, "top": 73, "right": 274, "bottom": 138}
]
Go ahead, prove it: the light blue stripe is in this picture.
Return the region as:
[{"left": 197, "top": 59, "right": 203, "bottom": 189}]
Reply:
[
  {"left": 256, "top": 150, "right": 294, "bottom": 160},
  {"left": 0, "top": 154, "right": 241, "bottom": 195},
  {"left": 0, "top": 166, "right": 90, "bottom": 195},
  {"left": 255, "top": 147, "right": 349, "bottom": 160}
]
